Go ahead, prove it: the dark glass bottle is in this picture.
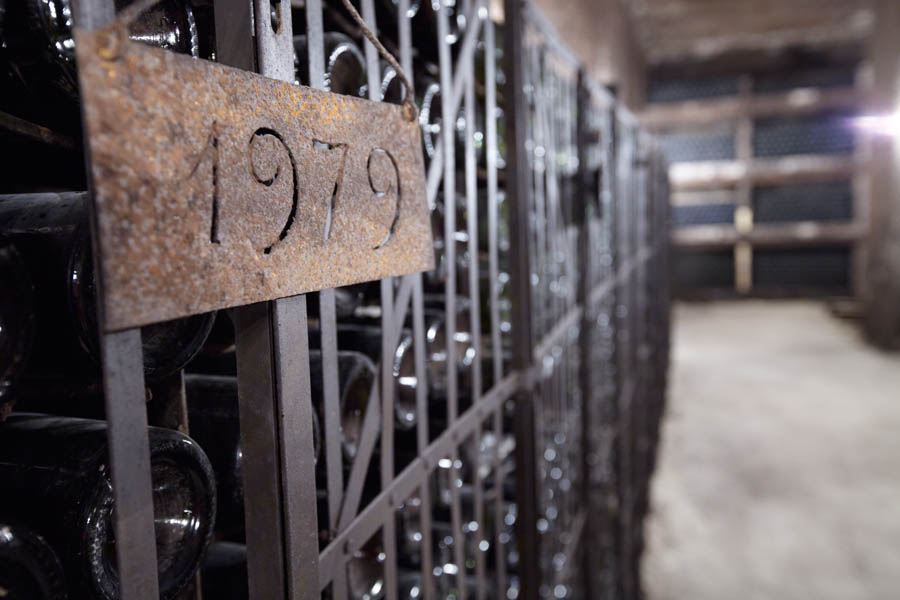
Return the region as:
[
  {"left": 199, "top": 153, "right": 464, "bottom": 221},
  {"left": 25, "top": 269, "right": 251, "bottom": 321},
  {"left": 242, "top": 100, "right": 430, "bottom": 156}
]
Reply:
[
  {"left": 184, "top": 375, "right": 248, "bottom": 542},
  {"left": 187, "top": 351, "right": 363, "bottom": 539},
  {"left": 0, "top": 243, "right": 36, "bottom": 411},
  {"left": 417, "top": 77, "right": 483, "bottom": 167},
  {"left": 294, "top": 32, "right": 366, "bottom": 98},
  {"left": 410, "top": 0, "right": 466, "bottom": 63},
  {"left": 381, "top": 0, "right": 421, "bottom": 19},
  {"left": 307, "top": 283, "right": 372, "bottom": 321},
  {"left": 2, "top": 0, "right": 199, "bottom": 118},
  {"left": 398, "top": 570, "right": 424, "bottom": 599},
  {"left": 335, "top": 297, "right": 475, "bottom": 432},
  {"left": 377, "top": 60, "right": 407, "bottom": 105},
  {"left": 418, "top": 77, "right": 444, "bottom": 162},
  {"left": 200, "top": 542, "right": 248, "bottom": 600},
  {"left": 0, "top": 193, "right": 216, "bottom": 382},
  {"left": 308, "top": 350, "right": 376, "bottom": 461},
  {"left": 426, "top": 191, "right": 472, "bottom": 293},
  {"left": 0, "top": 521, "right": 68, "bottom": 600},
  {"left": 347, "top": 538, "right": 385, "bottom": 600},
  {"left": 0, "top": 414, "right": 216, "bottom": 600}
]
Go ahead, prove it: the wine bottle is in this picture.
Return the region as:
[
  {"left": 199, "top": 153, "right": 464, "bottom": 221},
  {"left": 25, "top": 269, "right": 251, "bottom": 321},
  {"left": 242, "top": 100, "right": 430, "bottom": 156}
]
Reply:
[
  {"left": 0, "top": 193, "right": 216, "bottom": 382},
  {"left": 309, "top": 283, "right": 373, "bottom": 320},
  {"left": 4, "top": 0, "right": 200, "bottom": 105},
  {"left": 186, "top": 352, "right": 374, "bottom": 539},
  {"left": 421, "top": 297, "right": 476, "bottom": 402},
  {"left": 381, "top": 0, "right": 421, "bottom": 19},
  {"left": 347, "top": 538, "right": 385, "bottom": 600},
  {"left": 0, "top": 521, "right": 68, "bottom": 600},
  {"left": 308, "top": 350, "right": 376, "bottom": 461},
  {"left": 185, "top": 373, "right": 323, "bottom": 541},
  {"left": 411, "top": 0, "right": 466, "bottom": 59},
  {"left": 398, "top": 570, "right": 424, "bottom": 598},
  {"left": 377, "top": 60, "right": 407, "bottom": 105},
  {"left": 0, "top": 414, "right": 216, "bottom": 600},
  {"left": 294, "top": 32, "right": 367, "bottom": 98},
  {"left": 0, "top": 243, "right": 36, "bottom": 412},
  {"left": 396, "top": 492, "right": 425, "bottom": 560},
  {"left": 426, "top": 191, "right": 473, "bottom": 294},
  {"left": 418, "top": 77, "right": 445, "bottom": 162},
  {"left": 200, "top": 542, "right": 248, "bottom": 600},
  {"left": 417, "top": 77, "right": 483, "bottom": 167},
  {"left": 334, "top": 299, "right": 475, "bottom": 433}
]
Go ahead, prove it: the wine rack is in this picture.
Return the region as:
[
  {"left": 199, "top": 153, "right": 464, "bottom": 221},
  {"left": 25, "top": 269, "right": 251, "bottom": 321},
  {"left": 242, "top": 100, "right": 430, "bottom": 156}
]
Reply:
[
  {"left": 0, "top": 0, "right": 671, "bottom": 599},
  {"left": 642, "top": 58, "right": 866, "bottom": 298}
]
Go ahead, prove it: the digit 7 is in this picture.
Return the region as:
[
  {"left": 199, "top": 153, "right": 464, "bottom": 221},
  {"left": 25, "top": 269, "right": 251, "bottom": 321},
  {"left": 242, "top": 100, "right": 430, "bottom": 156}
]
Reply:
[{"left": 313, "top": 140, "right": 349, "bottom": 241}]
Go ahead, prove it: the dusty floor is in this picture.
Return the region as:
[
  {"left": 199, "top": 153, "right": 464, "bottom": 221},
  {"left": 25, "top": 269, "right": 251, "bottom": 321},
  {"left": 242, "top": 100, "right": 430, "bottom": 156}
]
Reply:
[{"left": 642, "top": 300, "right": 900, "bottom": 600}]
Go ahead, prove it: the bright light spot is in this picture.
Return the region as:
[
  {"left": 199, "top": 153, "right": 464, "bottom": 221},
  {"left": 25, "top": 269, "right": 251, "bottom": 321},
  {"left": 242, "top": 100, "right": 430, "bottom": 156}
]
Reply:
[
  {"left": 479, "top": 540, "right": 490, "bottom": 551},
  {"left": 854, "top": 112, "right": 900, "bottom": 136},
  {"left": 443, "top": 562, "right": 459, "bottom": 575}
]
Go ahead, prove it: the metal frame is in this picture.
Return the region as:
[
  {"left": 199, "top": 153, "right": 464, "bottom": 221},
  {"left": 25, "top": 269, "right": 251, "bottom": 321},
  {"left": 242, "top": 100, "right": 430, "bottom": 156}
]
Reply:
[{"left": 66, "top": 0, "right": 670, "bottom": 599}]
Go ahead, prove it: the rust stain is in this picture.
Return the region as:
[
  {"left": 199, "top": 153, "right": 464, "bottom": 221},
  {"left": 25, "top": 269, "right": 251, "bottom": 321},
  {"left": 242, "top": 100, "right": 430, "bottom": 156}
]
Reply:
[{"left": 74, "top": 26, "right": 433, "bottom": 332}]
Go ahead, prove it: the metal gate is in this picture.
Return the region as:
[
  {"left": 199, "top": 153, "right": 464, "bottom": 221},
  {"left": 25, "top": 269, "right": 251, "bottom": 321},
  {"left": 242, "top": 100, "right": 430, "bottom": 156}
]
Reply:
[{"left": 14, "top": 0, "right": 671, "bottom": 599}]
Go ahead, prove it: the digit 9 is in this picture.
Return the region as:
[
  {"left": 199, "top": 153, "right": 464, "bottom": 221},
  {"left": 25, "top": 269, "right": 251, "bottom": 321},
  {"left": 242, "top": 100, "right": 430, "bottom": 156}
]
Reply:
[{"left": 366, "top": 148, "right": 401, "bottom": 249}]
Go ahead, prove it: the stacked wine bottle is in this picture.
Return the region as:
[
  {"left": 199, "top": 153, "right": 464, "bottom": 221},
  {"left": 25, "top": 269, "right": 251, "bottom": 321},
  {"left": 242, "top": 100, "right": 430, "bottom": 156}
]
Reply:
[{"left": 0, "top": 0, "right": 519, "bottom": 598}]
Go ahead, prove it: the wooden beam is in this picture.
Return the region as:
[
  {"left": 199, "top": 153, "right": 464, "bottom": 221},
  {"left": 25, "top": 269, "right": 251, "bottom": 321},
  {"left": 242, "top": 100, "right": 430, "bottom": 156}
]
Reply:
[
  {"left": 672, "top": 221, "right": 865, "bottom": 249},
  {"left": 670, "top": 154, "right": 858, "bottom": 190},
  {"left": 640, "top": 86, "right": 862, "bottom": 129}
]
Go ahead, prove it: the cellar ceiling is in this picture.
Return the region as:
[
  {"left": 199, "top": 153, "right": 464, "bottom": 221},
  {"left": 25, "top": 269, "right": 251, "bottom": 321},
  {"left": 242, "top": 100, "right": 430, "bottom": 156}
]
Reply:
[{"left": 623, "top": 0, "right": 876, "bottom": 65}]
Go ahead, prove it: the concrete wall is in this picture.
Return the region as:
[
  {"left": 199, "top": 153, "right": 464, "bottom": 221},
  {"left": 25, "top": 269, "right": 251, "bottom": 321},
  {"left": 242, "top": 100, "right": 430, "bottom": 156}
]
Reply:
[{"left": 530, "top": 0, "right": 647, "bottom": 108}]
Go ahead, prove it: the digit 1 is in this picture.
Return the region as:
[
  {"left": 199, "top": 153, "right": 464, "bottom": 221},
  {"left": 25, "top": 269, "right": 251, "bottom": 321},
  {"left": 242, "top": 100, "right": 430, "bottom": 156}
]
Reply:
[{"left": 181, "top": 121, "right": 221, "bottom": 244}]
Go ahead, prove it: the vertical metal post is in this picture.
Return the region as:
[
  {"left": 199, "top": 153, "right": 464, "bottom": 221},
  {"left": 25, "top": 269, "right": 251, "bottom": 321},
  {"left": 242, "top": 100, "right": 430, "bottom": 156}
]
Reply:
[
  {"left": 574, "top": 68, "right": 597, "bottom": 599},
  {"left": 217, "top": 1, "right": 320, "bottom": 598},
  {"left": 99, "top": 330, "right": 160, "bottom": 600},
  {"left": 302, "top": 4, "right": 347, "bottom": 598},
  {"left": 391, "top": 1, "right": 435, "bottom": 597},
  {"left": 74, "top": 1, "right": 159, "bottom": 598},
  {"left": 352, "top": 1, "right": 401, "bottom": 597},
  {"left": 461, "top": 3, "right": 486, "bottom": 598},
  {"left": 483, "top": 13, "right": 509, "bottom": 598},
  {"left": 504, "top": 1, "right": 539, "bottom": 599},
  {"left": 232, "top": 304, "right": 286, "bottom": 600},
  {"left": 432, "top": 4, "right": 468, "bottom": 599}
]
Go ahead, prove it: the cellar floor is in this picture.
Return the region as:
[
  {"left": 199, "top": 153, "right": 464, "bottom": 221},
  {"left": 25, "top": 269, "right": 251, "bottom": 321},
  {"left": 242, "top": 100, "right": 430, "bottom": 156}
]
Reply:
[{"left": 642, "top": 300, "right": 900, "bottom": 600}]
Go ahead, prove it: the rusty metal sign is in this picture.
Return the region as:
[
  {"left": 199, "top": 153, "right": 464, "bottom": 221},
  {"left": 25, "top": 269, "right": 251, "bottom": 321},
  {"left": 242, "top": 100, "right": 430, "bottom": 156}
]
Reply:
[{"left": 74, "top": 26, "right": 433, "bottom": 331}]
